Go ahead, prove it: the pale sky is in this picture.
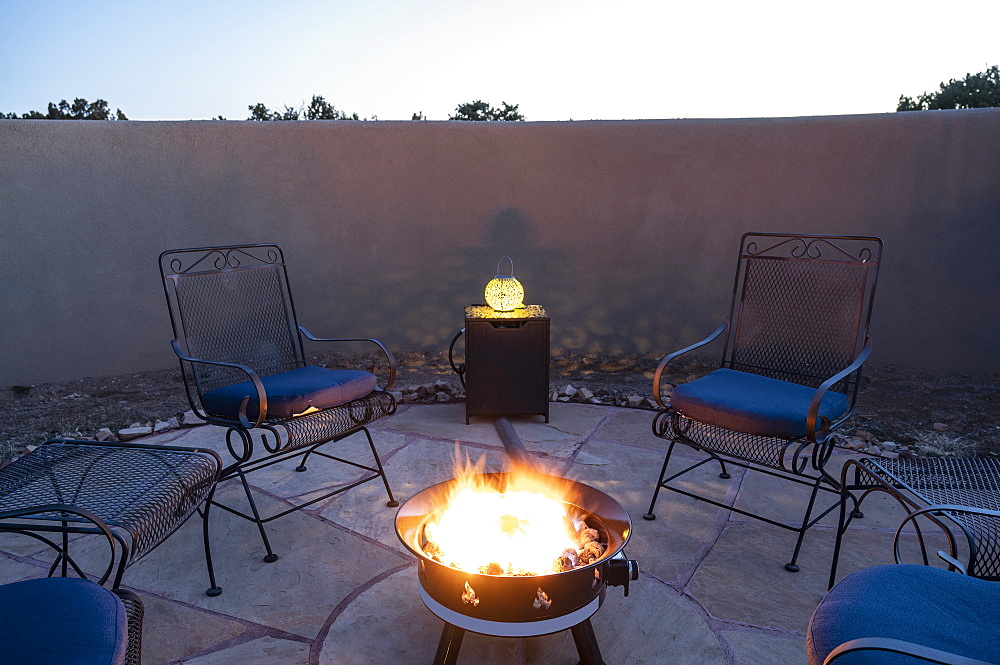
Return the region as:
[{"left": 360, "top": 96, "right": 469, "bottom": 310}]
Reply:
[{"left": 1, "top": 0, "right": 997, "bottom": 121}]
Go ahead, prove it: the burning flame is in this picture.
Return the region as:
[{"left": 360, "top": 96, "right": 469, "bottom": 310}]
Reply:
[{"left": 422, "top": 462, "right": 591, "bottom": 576}]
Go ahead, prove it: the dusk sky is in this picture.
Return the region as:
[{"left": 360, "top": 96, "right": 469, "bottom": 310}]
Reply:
[{"left": 1, "top": 0, "right": 997, "bottom": 121}]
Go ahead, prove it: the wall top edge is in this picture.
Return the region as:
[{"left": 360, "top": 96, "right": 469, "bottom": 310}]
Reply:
[{"left": 1, "top": 108, "right": 997, "bottom": 128}]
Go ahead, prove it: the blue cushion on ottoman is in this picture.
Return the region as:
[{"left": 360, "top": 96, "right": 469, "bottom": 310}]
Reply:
[
  {"left": 0, "top": 577, "right": 128, "bottom": 665},
  {"left": 807, "top": 564, "right": 1000, "bottom": 665},
  {"left": 202, "top": 366, "right": 377, "bottom": 420},
  {"left": 669, "top": 368, "right": 848, "bottom": 439}
]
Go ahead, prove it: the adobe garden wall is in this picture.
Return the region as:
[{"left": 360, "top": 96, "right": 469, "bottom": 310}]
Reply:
[{"left": 1, "top": 109, "right": 998, "bottom": 383}]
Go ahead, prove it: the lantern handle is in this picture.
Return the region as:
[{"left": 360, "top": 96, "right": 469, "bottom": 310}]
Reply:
[{"left": 496, "top": 255, "right": 515, "bottom": 277}]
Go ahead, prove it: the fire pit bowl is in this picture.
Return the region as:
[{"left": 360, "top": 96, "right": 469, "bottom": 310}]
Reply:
[{"left": 395, "top": 472, "right": 636, "bottom": 627}]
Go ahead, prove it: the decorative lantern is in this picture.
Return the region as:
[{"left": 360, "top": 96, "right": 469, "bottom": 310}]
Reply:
[{"left": 484, "top": 256, "right": 524, "bottom": 312}]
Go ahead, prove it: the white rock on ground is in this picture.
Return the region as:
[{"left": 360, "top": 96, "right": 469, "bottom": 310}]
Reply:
[
  {"left": 118, "top": 426, "right": 153, "bottom": 441},
  {"left": 182, "top": 410, "right": 203, "bottom": 427}
]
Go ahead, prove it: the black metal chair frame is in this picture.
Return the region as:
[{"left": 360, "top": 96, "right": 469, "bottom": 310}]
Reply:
[
  {"left": 822, "top": 637, "right": 996, "bottom": 665},
  {"left": 830, "top": 456, "right": 1000, "bottom": 588},
  {"left": 0, "top": 439, "right": 222, "bottom": 664},
  {"left": 159, "top": 243, "right": 399, "bottom": 565},
  {"left": 644, "top": 233, "right": 882, "bottom": 572}
]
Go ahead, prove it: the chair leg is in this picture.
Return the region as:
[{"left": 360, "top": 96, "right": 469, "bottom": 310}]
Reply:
[
  {"left": 295, "top": 441, "right": 323, "bottom": 472},
  {"left": 644, "top": 441, "right": 677, "bottom": 520},
  {"left": 201, "top": 488, "right": 222, "bottom": 596},
  {"left": 712, "top": 452, "right": 731, "bottom": 479},
  {"left": 235, "top": 467, "right": 279, "bottom": 562},
  {"left": 829, "top": 483, "right": 850, "bottom": 589},
  {"left": 110, "top": 531, "right": 131, "bottom": 589},
  {"left": 363, "top": 427, "right": 398, "bottom": 508},
  {"left": 785, "top": 474, "right": 825, "bottom": 573}
]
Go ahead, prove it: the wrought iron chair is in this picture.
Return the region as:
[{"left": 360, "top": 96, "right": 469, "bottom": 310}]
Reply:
[
  {"left": 830, "top": 457, "right": 1000, "bottom": 588},
  {"left": 0, "top": 576, "right": 142, "bottom": 665},
  {"left": 0, "top": 438, "right": 221, "bottom": 662},
  {"left": 814, "top": 471, "right": 1000, "bottom": 664},
  {"left": 644, "top": 233, "right": 882, "bottom": 572},
  {"left": 159, "top": 243, "right": 399, "bottom": 563},
  {"left": 809, "top": 559, "right": 1000, "bottom": 665}
]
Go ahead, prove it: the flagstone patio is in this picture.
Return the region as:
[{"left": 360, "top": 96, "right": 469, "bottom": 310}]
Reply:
[{"left": 0, "top": 403, "right": 947, "bottom": 665}]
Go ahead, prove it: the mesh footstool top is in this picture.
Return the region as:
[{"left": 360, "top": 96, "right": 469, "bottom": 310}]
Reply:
[
  {"left": 857, "top": 457, "right": 1000, "bottom": 579},
  {"left": 0, "top": 441, "right": 220, "bottom": 564}
]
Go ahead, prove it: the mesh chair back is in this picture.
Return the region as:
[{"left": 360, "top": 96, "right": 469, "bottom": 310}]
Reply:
[
  {"left": 160, "top": 245, "right": 305, "bottom": 397},
  {"left": 723, "top": 234, "right": 881, "bottom": 394}
]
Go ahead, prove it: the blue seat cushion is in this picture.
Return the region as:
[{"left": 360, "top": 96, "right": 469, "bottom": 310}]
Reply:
[
  {"left": 807, "top": 564, "right": 1000, "bottom": 665},
  {"left": 670, "top": 368, "right": 848, "bottom": 439},
  {"left": 0, "top": 577, "right": 127, "bottom": 665},
  {"left": 203, "top": 366, "right": 377, "bottom": 420}
]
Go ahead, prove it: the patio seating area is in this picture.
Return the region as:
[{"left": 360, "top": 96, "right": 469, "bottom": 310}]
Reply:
[{"left": 0, "top": 402, "right": 952, "bottom": 665}]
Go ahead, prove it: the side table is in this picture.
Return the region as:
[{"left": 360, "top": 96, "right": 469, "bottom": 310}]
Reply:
[{"left": 450, "top": 305, "right": 549, "bottom": 424}]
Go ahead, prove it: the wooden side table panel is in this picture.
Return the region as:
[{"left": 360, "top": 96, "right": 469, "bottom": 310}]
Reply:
[{"left": 465, "top": 316, "right": 549, "bottom": 423}]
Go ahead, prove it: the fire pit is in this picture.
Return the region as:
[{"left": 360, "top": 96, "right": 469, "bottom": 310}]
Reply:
[{"left": 395, "top": 469, "right": 638, "bottom": 665}]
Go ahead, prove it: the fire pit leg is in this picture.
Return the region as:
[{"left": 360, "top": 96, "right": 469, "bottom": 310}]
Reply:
[
  {"left": 571, "top": 619, "right": 606, "bottom": 665},
  {"left": 432, "top": 623, "right": 465, "bottom": 665}
]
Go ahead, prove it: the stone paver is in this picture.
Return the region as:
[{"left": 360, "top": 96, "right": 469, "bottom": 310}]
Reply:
[
  {"left": 125, "top": 483, "right": 408, "bottom": 638},
  {"left": 179, "top": 636, "right": 309, "bottom": 665},
  {"left": 0, "top": 553, "right": 49, "bottom": 582},
  {"left": 525, "top": 578, "right": 725, "bottom": 664},
  {"left": 592, "top": 407, "right": 666, "bottom": 449},
  {"left": 387, "top": 404, "right": 503, "bottom": 446},
  {"left": 139, "top": 593, "right": 250, "bottom": 664},
  {"left": 320, "top": 569, "right": 520, "bottom": 665},
  {"left": 567, "top": 439, "right": 730, "bottom": 585},
  {"left": 0, "top": 403, "right": 956, "bottom": 664},
  {"left": 722, "top": 630, "right": 809, "bottom": 665}
]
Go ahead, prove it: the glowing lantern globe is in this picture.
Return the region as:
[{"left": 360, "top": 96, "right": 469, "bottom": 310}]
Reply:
[{"left": 484, "top": 256, "right": 524, "bottom": 312}]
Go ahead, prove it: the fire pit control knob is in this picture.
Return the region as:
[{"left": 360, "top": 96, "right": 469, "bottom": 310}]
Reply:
[{"left": 606, "top": 556, "right": 639, "bottom": 597}]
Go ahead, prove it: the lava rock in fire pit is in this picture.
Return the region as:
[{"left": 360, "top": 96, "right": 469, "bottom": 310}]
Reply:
[
  {"left": 483, "top": 562, "right": 505, "bottom": 576},
  {"left": 424, "top": 541, "right": 442, "bottom": 561},
  {"left": 579, "top": 540, "right": 606, "bottom": 565}
]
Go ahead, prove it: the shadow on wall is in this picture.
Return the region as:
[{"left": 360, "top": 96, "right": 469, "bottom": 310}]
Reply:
[{"left": 311, "top": 206, "right": 724, "bottom": 359}]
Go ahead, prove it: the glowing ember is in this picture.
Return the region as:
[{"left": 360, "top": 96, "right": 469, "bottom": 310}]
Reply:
[{"left": 422, "top": 470, "right": 607, "bottom": 576}]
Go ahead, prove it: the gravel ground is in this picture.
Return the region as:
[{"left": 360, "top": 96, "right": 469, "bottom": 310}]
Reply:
[{"left": 2, "top": 350, "right": 997, "bottom": 460}]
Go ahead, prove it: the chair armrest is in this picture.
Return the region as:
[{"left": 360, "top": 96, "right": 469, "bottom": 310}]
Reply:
[
  {"left": 806, "top": 338, "right": 872, "bottom": 443},
  {"left": 298, "top": 326, "right": 398, "bottom": 391},
  {"left": 824, "top": 637, "right": 994, "bottom": 665},
  {"left": 170, "top": 340, "right": 267, "bottom": 428},
  {"left": 0, "top": 504, "right": 119, "bottom": 585},
  {"left": 651, "top": 321, "right": 728, "bottom": 408},
  {"left": 893, "top": 504, "right": 1000, "bottom": 575}
]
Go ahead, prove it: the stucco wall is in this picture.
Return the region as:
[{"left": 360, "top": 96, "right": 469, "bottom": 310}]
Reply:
[{"left": 1, "top": 110, "right": 998, "bottom": 384}]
